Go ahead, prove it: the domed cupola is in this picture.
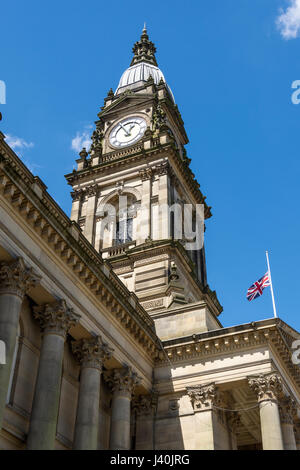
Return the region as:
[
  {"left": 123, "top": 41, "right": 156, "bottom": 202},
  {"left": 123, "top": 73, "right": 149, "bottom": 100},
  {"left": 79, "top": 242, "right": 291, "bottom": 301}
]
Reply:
[{"left": 115, "top": 26, "right": 175, "bottom": 102}]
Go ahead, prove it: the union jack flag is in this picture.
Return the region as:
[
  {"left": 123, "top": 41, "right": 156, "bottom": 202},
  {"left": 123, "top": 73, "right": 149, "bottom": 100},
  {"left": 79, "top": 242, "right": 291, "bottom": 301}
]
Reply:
[{"left": 246, "top": 272, "right": 270, "bottom": 301}]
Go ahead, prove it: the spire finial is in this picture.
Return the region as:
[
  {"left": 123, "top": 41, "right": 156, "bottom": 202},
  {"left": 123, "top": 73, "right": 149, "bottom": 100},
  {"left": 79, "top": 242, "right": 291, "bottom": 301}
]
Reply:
[{"left": 130, "top": 26, "right": 157, "bottom": 67}]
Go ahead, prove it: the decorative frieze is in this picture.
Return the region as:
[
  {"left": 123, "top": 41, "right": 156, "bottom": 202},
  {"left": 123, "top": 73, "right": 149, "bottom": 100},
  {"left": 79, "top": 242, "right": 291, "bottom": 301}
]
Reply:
[
  {"left": 187, "top": 383, "right": 220, "bottom": 411},
  {"left": 0, "top": 257, "right": 40, "bottom": 299},
  {"left": 72, "top": 336, "right": 113, "bottom": 370},
  {"left": 248, "top": 372, "right": 283, "bottom": 403},
  {"left": 33, "top": 299, "right": 80, "bottom": 338}
]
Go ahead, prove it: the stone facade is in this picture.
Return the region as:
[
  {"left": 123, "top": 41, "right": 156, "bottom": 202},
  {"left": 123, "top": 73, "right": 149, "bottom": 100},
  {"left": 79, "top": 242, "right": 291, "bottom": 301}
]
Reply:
[{"left": 0, "top": 28, "right": 299, "bottom": 450}]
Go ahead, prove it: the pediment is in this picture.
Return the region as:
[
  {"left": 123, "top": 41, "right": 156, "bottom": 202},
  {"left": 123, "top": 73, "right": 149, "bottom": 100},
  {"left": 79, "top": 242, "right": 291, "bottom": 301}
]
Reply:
[{"left": 99, "top": 93, "right": 154, "bottom": 119}]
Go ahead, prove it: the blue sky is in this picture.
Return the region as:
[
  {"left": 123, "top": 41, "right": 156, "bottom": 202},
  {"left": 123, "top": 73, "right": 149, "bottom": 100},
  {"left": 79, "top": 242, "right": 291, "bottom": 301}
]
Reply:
[{"left": 1, "top": 0, "right": 300, "bottom": 331}]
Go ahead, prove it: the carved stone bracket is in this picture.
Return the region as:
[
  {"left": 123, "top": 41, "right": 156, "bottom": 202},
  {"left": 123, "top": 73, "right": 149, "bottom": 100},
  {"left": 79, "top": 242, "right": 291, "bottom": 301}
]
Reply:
[
  {"left": 72, "top": 336, "right": 114, "bottom": 370},
  {"left": 33, "top": 299, "right": 80, "bottom": 338},
  {"left": 248, "top": 372, "right": 283, "bottom": 403},
  {"left": 187, "top": 383, "right": 220, "bottom": 411},
  {"left": 0, "top": 257, "right": 41, "bottom": 299},
  {"left": 104, "top": 365, "right": 141, "bottom": 398},
  {"left": 279, "top": 396, "right": 298, "bottom": 425}
]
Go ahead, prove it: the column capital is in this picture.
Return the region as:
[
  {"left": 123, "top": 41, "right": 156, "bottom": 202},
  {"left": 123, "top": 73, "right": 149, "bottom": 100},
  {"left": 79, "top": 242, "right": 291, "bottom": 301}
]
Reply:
[
  {"left": 132, "top": 392, "right": 158, "bottom": 416},
  {"left": 0, "top": 257, "right": 40, "bottom": 299},
  {"left": 187, "top": 382, "right": 220, "bottom": 411},
  {"left": 279, "top": 396, "right": 298, "bottom": 425},
  {"left": 33, "top": 299, "right": 80, "bottom": 338},
  {"left": 139, "top": 168, "right": 153, "bottom": 181},
  {"left": 104, "top": 365, "right": 141, "bottom": 398},
  {"left": 72, "top": 336, "right": 113, "bottom": 370},
  {"left": 248, "top": 372, "right": 283, "bottom": 403},
  {"left": 156, "top": 161, "right": 169, "bottom": 176}
]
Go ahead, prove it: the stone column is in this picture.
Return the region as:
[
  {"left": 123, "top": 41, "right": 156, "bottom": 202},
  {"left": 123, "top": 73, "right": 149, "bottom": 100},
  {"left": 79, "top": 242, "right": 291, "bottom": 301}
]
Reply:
[
  {"left": 132, "top": 393, "right": 157, "bottom": 450},
  {"left": 187, "top": 383, "right": 229, "bottom": 450},
  {"left": 157, "top": 162, "right": 170, "bottom": 240},
  {"left": 105, "top": 365, "right": 141, "bottom": 450},
  {"left": 0, "top": 258, "right": 40, "bottom": 429},
  {"left": 248, "top": 372, "right": 284, "bottom": 450},
  {"left": 279, "top": 396, "right": 297, "bottom": 450},
  {"left": 138, "top": 169, "right": 152, "bottom": 244},
  {"left": 83, "top": 185, "right": 98, "bottom": 244},
  {"left": 72, "top": 336, "right": 113, "bottom": 450},
  {"left": 27, "top": 300, "right": 80, "bottom": 450}
]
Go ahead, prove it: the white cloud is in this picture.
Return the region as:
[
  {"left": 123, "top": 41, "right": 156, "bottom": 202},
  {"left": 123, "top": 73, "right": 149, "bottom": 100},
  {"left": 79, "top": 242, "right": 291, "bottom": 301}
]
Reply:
[
  {"left": 71, "top": 126, "right": 92, "bottom": 153},
  {"left": 5, "top": 134, "right": 34, "bottom": 150},
  {"left": 277, "top": 0, "right": 300, "bottom": 39}
]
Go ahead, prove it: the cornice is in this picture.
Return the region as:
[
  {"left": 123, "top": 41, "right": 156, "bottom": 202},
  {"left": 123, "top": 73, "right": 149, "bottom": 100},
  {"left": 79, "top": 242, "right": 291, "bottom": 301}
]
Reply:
[
  {"left": 156, "top": 319, "right": 300, "bottom": 390},
  {"left": 0, "top": 138, "right": 161, "bottom": 358}
]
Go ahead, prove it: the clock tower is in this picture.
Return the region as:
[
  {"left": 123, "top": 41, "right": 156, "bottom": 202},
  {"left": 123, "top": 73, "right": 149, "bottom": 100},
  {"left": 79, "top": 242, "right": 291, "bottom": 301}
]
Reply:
[{"left": 65, "top": 27, "right": 223, "bottom": 340}]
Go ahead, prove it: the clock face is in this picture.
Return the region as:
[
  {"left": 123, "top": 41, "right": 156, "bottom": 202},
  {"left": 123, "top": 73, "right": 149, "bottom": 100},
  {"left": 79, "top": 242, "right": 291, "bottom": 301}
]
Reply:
[{"left": 109, "top": 116, "right": 147, "bottom": 148}]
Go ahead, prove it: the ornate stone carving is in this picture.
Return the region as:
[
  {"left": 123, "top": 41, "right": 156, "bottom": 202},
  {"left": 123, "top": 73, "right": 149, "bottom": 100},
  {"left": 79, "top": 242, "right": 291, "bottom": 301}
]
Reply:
[
  {"left": 90, "top": 126, "right": 103, "bottom": 156},
  {"left": 187, "top": 383, "right": 220, "bottom": 411},
  {"left": 248, "top": 372, "right": 283, "bottom": 403},
  {"left": 155, "top": 161, "right": 169, "bottom": 176},
  {"left": 132, "top": 392, "right": 158, "bottom": 416},
  {"left": 86, "top": 184, "right": 98, "bottom": 197},
  {"left": 279, "top": 396, "right": 297, "bottom": 424},
  {"left": 0, "top": 257, "right": 40, "bottom": 298},
  {"left": 139, "top": 168, "right": 153, "bottom": 181},
  {"left": 71, "top": 189, "right": 84, "bottom": 201},
  {"left": 33, "top": 299, "right": 80, "bottom": 338},
  {"left": 72, "top": 336, "right": 113, "bottom": 370},
  {"left": 152, "top": 102, "right": 166, "bottom": 133},
  {"left": 104, "top": 365, "right": 141, "bottom": 397}
]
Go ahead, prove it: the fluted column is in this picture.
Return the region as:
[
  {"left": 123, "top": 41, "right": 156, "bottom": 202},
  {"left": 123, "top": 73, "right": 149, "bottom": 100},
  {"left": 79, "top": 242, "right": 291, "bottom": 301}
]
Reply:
[
  {"left": 0, "top": 258, "right": 40, "bottom": 429},
  {"left": 105, "top": 366, "right": 141, "bottom": 450},
  {"left": 248, "top": 372, "right": 284, "bottom": 450},
  {"left": 279, "top": 396, "right": 297, "bottom": 450},
  {"left": 72, "top": 336, "right": 113, "bottom": 450},
  {"left": 27, "top": 300, "right": 80, "bottom": 450}
]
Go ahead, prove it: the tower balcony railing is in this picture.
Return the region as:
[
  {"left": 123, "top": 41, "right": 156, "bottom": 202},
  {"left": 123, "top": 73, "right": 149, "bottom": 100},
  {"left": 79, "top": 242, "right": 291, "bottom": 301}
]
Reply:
[{"left": 101, "top": 240, "right": 136, "bottom": 258}]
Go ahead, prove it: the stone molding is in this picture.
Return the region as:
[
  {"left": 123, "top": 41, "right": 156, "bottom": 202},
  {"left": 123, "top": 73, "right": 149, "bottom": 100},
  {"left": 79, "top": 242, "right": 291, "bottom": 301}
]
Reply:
[
  {"left": 187, "top": 383, "right": 220, "bottom": 411},
  {"left": 72, "top": 336, "right": 113, "bottom": 370},
  {"left": 248, "top": 372, "right": 283, "bottom": 403},
  {"left": 0, "top": 257, "right": 40, "bottom": 299},
  {"left": 33, "top": 299, "right": 80, "bottom": 338},
  {"left": 279, "top": 396, "right": 298, "bottom": 425},
  {"left": 104, "top": 365, "right": 141, "bottom": 398}
]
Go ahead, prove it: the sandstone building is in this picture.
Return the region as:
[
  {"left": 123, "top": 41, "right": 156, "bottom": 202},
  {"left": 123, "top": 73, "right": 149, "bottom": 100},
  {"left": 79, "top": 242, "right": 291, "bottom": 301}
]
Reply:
[{"left": 0, "top": 27, "right": 299, "bottom": 450}]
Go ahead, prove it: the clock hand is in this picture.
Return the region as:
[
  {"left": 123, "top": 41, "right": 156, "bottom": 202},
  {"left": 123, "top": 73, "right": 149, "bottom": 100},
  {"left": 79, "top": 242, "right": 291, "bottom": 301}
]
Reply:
[{"left": 119, "top": 122, "right": 130, "bottom": 136}]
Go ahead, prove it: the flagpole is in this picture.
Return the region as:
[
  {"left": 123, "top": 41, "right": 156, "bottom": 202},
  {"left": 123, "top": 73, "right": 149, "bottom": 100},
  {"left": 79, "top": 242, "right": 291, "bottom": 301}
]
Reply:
[{"left": 266, "top": 251, "right": 277, "bottom": 318}]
